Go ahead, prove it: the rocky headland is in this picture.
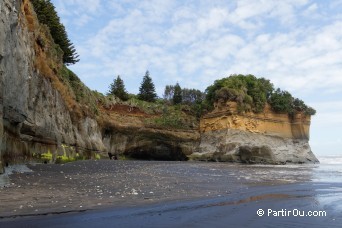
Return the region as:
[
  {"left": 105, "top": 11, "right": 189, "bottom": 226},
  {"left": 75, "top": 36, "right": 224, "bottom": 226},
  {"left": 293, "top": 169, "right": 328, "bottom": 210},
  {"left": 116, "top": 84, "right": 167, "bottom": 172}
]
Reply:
[
  {"left": 0, "top": 0, "right": 318, "bottom": 173},
  {"left": 193, "top": 102, "right": 318, "bottom": 164}
]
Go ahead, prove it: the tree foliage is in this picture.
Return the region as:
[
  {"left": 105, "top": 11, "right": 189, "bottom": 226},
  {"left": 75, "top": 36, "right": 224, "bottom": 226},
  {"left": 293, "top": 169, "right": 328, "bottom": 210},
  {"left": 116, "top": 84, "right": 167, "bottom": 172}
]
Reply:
[
  {"left": 164, "top": 85, "right": 204, "bottom": 105},
  {"left": 205, "top": 74, "right": 274, "bottom": 113},
  {"left": 163, "top": 85, "right": 174, "bottom": 101},
  {"left": 31, "top": 0, "right": 79, "bottom": 65},
  {"left": 268, "top": 89, "right": 293, "bottom": 113},
  {"left": 182, "top": 88, "right": 205, "bottom": 105},
  {"left": 108, "top": 75, "right": 129, "bottom": 101},
  {"left": 205, "top": 74, "right": 316, "bottom": 116},
  {"left": 269, "top": 90, "right": 316, "bottom": 115},
  {"left": 138, "top": 71, "right": 157, "bottom": 102},
  {"left": 173, "top": 83, "right": 182, "bottom": 105},
  {"left": 163, "top": 84, "right": 205, "bottom": 118}
]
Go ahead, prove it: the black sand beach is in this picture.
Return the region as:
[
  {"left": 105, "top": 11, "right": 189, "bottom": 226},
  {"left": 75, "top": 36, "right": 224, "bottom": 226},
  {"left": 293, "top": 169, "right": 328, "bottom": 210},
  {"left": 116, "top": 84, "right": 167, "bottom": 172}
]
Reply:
[{"left": 0, "top": 160, "right": 341, "bottom": 227}]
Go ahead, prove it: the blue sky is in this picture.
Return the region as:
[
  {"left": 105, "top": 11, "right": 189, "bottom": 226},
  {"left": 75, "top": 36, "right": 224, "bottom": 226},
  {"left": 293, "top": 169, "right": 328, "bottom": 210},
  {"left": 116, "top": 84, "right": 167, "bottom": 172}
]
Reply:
[{"left": 51, "top": 0, "right": 342, "bottom": 157}]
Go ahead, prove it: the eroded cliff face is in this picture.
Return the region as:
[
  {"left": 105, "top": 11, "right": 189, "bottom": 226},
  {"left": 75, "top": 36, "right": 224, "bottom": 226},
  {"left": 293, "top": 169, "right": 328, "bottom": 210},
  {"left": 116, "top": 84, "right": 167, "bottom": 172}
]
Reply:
[
  {"left": 200, "top": 102, "right": 311, "bottom": 139},
  {"left": 192, "top": 102, "right": 318, "bottom": 164},
  {"left": 0, "top": 0, "right": 108, "bottom": 165},
  {"left": 100, "top": 105, "right": 199, "bottom": 160},
  {"left": 0, "top": 0, "right": 199, "bottom": 168}
]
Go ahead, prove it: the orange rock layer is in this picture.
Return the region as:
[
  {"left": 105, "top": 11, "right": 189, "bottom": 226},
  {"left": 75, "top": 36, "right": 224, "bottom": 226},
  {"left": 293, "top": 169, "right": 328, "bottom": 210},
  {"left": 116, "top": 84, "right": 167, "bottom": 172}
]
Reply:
[{"left": 200, "top": 102, "right": 311, "bottom": 140}]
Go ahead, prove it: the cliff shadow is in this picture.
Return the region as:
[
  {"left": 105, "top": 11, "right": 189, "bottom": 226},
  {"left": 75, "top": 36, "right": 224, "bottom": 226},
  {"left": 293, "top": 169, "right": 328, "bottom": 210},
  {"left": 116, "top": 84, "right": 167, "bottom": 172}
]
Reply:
[{"left": 123, "top": 143, "right": 188, "bottom": 161}]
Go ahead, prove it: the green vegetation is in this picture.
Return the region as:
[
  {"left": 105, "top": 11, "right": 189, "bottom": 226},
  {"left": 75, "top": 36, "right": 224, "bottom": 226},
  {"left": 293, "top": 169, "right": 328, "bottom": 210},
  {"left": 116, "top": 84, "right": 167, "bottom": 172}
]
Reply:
[
  {"left": 125, "top": 97, "right": 165, "bottom": 114},
  {"left": 205, "top": 74, "right": 316, "bottom": 116},
  {"left": 55, "top": 153, "right": 83, "bottom": 164},
  {"left": 31, "top": 0, "right": 79, "bottom": 65},
  {"left": 55, "top": 144, "right": 84, "bottom": 164},
  {"left": 58, "top": 65, "right": 103, "bottom": 116},
  {"left": 269, "top": 89, "right": 316, "bottom": 116},
  {"left": 40, "top": 150, "right": 53, "bottom": 163},
  {"left": 123, "top": 97, "right": 196, "bottom": 129},
  {"left": 94, "top": 153, "right": 101, "bottom": 160},
  {"left": 173, "top": 83, "right": 182, "bottom": 105},
  {"left": 205, "top": 74, "right": 273, "bottom": 113},
  {"left": 138, "top": 71, "right": 157, "bottom": 102},
  {"left": 108, "top": 75, "right": 129, "bottom": 101},
  {"left": 32, "top": 145, "right": 85, "bottom": 164},
  {"left": 146, "top": 112, "right": 195, "bottom": 129},
  {"left": 164, "top": 85, "right": 205, "bottom": 105},
  {"left": 163, "top": 84, "right": 205, "bottom": 118}
]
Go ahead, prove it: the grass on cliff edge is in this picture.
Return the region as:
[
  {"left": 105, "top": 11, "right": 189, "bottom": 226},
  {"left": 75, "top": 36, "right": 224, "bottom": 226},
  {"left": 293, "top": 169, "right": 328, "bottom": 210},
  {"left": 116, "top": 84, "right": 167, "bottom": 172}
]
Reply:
[{"left": 102, "top": 95, "right": 198, "bottom": 130}]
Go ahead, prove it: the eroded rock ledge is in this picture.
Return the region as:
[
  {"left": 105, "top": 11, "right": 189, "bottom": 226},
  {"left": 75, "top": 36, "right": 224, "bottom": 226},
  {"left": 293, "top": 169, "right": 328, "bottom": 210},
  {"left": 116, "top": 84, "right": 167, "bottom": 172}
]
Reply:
[{"left": 191, "top": 102, "right": 318, "bottom": 164}]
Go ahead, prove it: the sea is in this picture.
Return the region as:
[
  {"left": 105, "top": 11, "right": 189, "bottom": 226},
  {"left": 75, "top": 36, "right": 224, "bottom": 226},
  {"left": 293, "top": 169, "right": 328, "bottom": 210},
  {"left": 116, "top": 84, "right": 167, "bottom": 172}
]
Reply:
[{"left": 314, "top": 155, "right": 342, "bottom": 182}]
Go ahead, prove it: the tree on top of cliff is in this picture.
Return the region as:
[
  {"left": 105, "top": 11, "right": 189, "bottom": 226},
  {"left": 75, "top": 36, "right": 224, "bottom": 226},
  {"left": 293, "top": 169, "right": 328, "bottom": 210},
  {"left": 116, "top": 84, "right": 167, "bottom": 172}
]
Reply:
[
  {"left": 164, "top": 85, "right": 204, "bottom": 105},
  {"left": 181, "top": 88, "right": 204, "bottom": 105},
  {"left": 204, "top": 74, "right": 316, "bottom": 116},
  {"left": 173, "top": 83, "right": 182, "bottom": 105},
  {"left": 205, "top": 74, "right": 274, "bottom": 113},
  {"left": 268, "top": 88, "right": 293, "bottom": 113},
  {"left": 138, "top": 71, "right": 157, "bottom": 102},
  {"left": 269, "top": 89, "right": 316, "bottom": 116},
  {"left": 108, "top": 75, "right": 129, "bottom": 101},
  {"left": 163, "top": 85, "right": 175, "bottom": 102},
  {"left": 31, "top": 0, "right": 79, "bottom": 65}
]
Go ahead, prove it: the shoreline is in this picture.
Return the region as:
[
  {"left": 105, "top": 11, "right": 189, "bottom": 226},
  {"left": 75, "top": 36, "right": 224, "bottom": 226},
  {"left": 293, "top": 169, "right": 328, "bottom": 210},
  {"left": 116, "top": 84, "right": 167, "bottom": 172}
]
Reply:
[
  {"left": 0, "top": 160, "right": 341, "bottom": 227},
  {"left": 1, "top": 181, "right": 341, "bottom": 227}
]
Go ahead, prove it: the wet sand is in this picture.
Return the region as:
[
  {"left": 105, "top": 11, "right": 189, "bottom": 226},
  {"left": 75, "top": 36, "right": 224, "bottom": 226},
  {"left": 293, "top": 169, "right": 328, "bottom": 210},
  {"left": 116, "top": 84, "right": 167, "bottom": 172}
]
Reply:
[{"left": 0, "top": 160, "right": 341, "bottom": 227}]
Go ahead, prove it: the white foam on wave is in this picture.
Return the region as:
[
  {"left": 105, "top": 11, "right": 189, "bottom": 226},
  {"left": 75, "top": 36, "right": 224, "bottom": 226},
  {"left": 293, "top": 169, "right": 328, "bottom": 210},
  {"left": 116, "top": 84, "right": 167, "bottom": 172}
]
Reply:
[{"left": 318, "top": 155, "right": 342, "bottom": 165}]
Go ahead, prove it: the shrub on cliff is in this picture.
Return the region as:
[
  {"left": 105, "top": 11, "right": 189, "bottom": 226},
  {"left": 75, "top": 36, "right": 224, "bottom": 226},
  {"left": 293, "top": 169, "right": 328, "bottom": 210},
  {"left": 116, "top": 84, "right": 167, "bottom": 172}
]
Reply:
[
  {"left": 205, "top": 74, "right": 316, "bottom": 116},
  {"left": 268, "top": 89, "right": 293, "bottom": 113},
  {"left": 205, "top": 74, "right": 274, "bottom": 113},
  {"left": 31, "top": 0, "right": 79, "bottom": 65},
  {"left": 269, "top": 92, "right": 317, "bottom": 116}
]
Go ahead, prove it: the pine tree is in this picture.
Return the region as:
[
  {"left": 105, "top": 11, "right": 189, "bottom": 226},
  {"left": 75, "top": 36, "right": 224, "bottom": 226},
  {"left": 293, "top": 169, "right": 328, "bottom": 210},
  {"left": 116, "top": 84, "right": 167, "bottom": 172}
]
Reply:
[
  {"left": 138, "top": 71, "right": 157, "bottom": 102},
  {"left": 173, "top": 83, "right": 182, "bottom": 104},
  {"left": 108, "top": 75, "right": 129, "bottom": 101},
  {"left": 31, "top": 0, "right": 79, "bottom": 65}
]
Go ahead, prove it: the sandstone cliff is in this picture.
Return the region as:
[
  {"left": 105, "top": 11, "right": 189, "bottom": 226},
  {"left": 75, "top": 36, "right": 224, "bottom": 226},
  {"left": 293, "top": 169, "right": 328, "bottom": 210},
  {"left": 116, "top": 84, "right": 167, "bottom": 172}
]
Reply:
[
  {"left": 191, "top": 102, "right": 318, "bottom": 164},
  {"left": 0, "top": 0, "right": 199, "bottom": 172}
]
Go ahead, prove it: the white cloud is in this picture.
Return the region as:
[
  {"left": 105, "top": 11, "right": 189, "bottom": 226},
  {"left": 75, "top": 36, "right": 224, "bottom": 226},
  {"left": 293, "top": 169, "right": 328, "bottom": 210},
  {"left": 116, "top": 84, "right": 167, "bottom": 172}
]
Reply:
[
  {"left": 52, "top": 0, "right": 102, "bottom": 27},
  {"left": 64, "top": 0, "right": 341, "bottom": 97}
]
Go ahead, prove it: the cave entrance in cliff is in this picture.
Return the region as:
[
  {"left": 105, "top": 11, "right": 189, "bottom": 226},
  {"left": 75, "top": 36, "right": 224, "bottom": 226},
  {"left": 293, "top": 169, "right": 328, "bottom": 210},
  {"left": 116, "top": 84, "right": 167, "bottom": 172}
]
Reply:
[{"left": 123, "top": 143, "right": 188, "bottom": 161}]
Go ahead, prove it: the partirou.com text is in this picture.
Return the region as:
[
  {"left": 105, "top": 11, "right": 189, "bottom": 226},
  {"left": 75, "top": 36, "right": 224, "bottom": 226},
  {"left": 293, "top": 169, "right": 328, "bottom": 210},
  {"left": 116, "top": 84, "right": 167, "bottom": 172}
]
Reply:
[{"left": 257, "top": 209, "right": 327, "bottom": 217}]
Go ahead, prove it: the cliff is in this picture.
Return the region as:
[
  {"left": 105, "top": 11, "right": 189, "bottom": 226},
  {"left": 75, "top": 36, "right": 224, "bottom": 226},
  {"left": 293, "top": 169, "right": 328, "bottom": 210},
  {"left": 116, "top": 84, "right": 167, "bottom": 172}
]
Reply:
[
  {"left": 0, "top": 0, "right": 199, "bottom": 173},
  {"left": 0, "top": 0, "right": 317, "bottom": 171},
  {"left": 191, "top": 101, "right": 318, "bottom": 164}
]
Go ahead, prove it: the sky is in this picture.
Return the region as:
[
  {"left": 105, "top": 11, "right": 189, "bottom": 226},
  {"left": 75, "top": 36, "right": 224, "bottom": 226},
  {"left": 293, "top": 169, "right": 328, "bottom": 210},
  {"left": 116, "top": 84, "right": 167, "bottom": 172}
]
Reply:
[{"left": 50, "top": 0, "right": 342, "bottom": 157}]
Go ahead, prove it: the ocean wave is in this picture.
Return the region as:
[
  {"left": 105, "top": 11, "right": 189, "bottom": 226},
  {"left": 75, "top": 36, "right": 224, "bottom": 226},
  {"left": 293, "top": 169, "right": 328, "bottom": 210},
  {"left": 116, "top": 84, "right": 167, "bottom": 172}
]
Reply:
[{"left": 318, "top": 155, "right": 342, "bottom": 165}]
